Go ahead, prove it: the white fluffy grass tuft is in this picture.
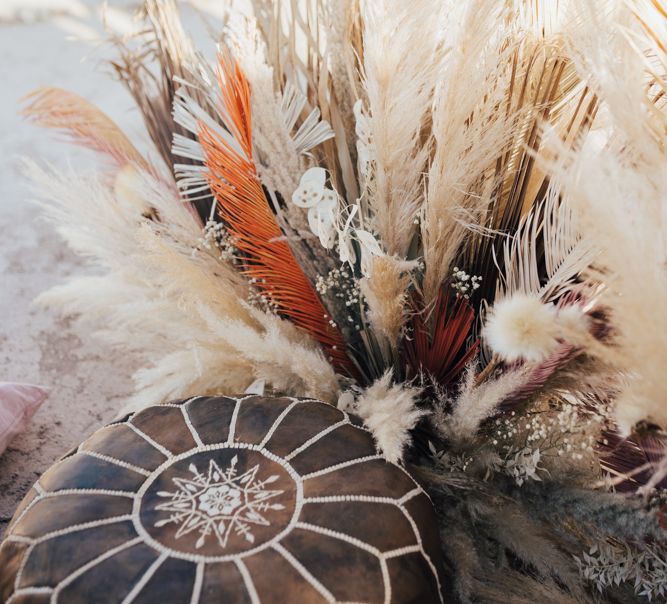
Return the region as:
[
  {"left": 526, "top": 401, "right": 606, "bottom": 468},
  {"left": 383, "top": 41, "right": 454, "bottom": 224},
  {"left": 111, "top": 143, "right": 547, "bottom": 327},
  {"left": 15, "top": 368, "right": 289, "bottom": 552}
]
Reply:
[
  {"left": 483, "top": 294, "right": 559, "bottom": 363},
  {"left": 352, "top": 372, "right": 424, "bottom": 464},
  {"left": 437, "top": 363, "right": 528, "bottom": 443}
]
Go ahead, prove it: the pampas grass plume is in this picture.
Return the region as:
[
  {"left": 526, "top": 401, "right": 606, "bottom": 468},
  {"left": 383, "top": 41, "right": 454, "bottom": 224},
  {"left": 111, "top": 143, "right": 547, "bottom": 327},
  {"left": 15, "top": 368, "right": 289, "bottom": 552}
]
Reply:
[
  {"left": 484, "top": 294, "right": 559, "bottom": 363},
  {"left": 113, "top": 165, "right": 151, "bottom": 211},
  {"left": 360, "top": 255, "right": 411, "bottom": 347},
  {"left": 353, "top": 372, "right": 424, "bottom": 464},
  {"left": 555, "top": 305, "right": 590, "bottom": 342}
]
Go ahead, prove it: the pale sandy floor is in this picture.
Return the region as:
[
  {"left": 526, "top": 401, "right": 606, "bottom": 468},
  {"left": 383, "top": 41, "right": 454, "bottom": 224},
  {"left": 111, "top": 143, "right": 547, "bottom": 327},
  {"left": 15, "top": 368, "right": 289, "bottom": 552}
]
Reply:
[{"left": 0, "top": 0, "right": 228, "bottom": 537}]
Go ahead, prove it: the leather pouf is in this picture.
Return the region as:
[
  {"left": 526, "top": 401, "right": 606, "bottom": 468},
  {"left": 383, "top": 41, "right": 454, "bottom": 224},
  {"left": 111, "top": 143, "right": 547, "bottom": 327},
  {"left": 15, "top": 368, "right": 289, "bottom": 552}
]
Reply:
[{"left": 0, "top": 396, "right": 445, "bottom": 603}]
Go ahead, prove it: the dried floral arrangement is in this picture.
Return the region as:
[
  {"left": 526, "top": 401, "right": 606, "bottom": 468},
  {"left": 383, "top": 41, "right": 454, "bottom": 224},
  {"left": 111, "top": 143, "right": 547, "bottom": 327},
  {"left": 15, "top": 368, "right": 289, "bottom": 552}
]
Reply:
[{"left": 21, "top": 0, "right": 667, "bottom": 601}]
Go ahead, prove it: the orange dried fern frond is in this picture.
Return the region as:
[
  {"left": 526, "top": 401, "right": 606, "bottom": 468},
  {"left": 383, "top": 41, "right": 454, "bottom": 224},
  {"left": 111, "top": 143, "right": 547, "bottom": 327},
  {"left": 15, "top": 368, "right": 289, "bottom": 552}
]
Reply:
[
  {"left": 22, "top": 87, "right": 148, "bottom": 169},
  {"left": 198, "top": 55, "right": 354, "bottom": 376}
]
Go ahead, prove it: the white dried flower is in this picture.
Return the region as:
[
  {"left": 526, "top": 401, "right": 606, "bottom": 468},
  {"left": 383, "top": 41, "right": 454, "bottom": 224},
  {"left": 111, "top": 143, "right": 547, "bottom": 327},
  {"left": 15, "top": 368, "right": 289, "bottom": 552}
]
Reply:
[
  {"left": 292, "top": 167, "right": 339, "bottom": 248},
  {"left": 451, "top": 267, "right": 482, "bottom": 299}
]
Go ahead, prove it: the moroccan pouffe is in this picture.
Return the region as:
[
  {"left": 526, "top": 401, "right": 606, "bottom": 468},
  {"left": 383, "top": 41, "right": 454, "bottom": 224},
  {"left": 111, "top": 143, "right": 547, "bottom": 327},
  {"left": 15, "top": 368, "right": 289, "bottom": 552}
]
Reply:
[{"left": 0, "top": 395, "right": 445, "bottom": 603}]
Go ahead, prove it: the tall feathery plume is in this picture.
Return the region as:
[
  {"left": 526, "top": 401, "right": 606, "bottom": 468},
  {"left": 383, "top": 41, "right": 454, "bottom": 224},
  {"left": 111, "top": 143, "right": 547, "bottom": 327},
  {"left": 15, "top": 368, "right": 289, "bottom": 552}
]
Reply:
[
  {"left": 358, "top": 0, "right": 439, "bottom": 258},
  {"left": 354, "top": 0, "right": 443, "bottom": 350},
  {"left": 22, "top": 88, "right": 149, "bottom": 171},
  {"left": 421, "top": 0, "right": 518, "bottom": 307},
  {"left": 422, "top": 0, "right": 596, "bottom": 311},
  {"left": 553, "top": 0, "right": 667, "bottom": 431}
]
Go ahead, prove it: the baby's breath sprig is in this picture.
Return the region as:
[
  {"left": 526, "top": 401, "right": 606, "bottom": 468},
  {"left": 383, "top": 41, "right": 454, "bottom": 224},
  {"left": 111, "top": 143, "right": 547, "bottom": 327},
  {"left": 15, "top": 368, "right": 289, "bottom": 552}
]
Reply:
[
  {"left": 194, "top": 220, "right": 238, "bottom": 263},
  {"left": 315, "top": 265, "right": 363, "bottom": 331},
  {"left": 451, "top": 267, "right": 482, "bottom": 299}
]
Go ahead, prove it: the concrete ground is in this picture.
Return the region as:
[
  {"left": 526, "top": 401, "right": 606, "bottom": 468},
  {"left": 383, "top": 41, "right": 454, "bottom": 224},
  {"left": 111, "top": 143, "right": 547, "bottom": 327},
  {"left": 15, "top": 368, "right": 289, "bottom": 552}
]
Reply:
[{"left": 0, "top": 0, "right": 229, "bottom": 537}]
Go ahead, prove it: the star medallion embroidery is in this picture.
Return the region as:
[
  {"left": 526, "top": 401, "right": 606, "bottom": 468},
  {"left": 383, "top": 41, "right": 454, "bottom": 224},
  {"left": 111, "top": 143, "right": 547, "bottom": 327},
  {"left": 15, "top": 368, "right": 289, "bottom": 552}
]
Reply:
[{"left": 154, "top": 455, "right": 285, "bottom": 549}]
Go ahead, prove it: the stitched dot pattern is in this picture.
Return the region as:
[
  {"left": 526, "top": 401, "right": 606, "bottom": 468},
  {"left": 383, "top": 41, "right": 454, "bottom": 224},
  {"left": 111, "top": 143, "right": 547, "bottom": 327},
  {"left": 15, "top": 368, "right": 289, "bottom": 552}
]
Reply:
[{"left": 0, "top": 396, "right": 447, "bottom": 603}]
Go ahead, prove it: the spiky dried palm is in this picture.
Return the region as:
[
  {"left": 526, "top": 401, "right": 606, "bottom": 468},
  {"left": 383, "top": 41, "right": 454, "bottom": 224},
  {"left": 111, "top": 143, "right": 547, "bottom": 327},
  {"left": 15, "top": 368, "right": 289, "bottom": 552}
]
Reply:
[{"left": 198, "top": 55, "right": 355, "bottom": 376}]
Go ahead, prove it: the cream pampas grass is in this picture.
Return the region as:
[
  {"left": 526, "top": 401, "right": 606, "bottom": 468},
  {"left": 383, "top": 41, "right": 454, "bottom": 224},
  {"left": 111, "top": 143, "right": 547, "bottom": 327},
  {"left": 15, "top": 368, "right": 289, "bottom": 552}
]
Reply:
[
  {"left": 553, "top": 0, "right": 667, "bottom": 432},
  {"left": 27, "top": 162, "right": 339, "bottom": 411},
  {"left": 359, "top": 255, "right": 411, "bottom": 348},
  {"left": 421, "top": 0, "right": 516, "bottom": 306},
  {"left": 354, "top": 0, "right": 442, "bottom": 345},
  {"left": 352, "top": 372, "right": 424, "bottom": 464},
  {"left": 359, "top": 0, "right": 440, "bottom": 258}
]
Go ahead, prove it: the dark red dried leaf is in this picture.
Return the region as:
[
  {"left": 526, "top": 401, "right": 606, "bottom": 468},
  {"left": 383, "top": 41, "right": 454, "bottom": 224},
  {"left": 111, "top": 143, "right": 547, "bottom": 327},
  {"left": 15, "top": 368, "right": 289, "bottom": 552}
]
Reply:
[{"left": 403, "top": 289, "right": 478, "bottom": 389}]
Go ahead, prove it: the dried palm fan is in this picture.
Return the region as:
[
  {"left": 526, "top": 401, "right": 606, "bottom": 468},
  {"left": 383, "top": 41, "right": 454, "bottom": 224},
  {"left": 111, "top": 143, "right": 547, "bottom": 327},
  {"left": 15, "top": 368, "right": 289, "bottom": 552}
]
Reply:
[
  {"left": 11, "top": 0, "right": 667, "bottom": 601},
  {"left": 109, "top": 0, "right": 216, "bottom": 222}
]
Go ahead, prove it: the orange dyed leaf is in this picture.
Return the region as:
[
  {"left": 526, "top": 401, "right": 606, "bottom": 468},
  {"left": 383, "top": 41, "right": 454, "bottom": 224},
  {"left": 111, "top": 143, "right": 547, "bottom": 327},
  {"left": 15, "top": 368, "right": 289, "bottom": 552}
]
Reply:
[{"left": 198, "top": 55, "right": 354, "bottom": 375}]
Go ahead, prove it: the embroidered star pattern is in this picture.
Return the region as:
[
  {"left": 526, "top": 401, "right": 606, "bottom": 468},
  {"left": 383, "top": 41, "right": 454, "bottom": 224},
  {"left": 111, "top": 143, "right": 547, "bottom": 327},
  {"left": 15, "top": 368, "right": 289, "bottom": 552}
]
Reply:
[{"left": 154, "top": 455, "right": 285, "bottom": 550}]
